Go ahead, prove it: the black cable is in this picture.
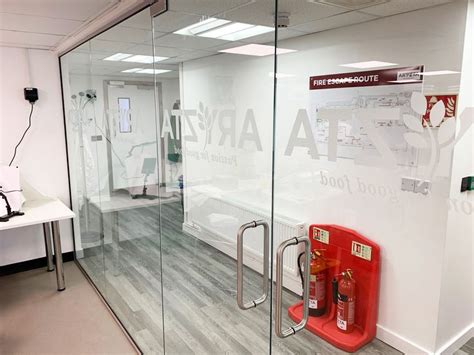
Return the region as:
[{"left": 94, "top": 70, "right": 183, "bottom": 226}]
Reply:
[
  {"left": 0, "top": 189, "right": 23, "bottom": 194},
  {"left": 8, "top": 103, "right": 34, "bottom": 166},
  {"left": 297, "top": 252, "right": 305, "bottom": 292}
]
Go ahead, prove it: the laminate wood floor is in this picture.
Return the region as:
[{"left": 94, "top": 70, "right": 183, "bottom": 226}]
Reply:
[{"left": 78, "top": 201, "right": 402, "bottom": 355}]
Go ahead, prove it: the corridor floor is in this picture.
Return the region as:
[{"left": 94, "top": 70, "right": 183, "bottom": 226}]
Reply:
[{"left": 0, "top": 261, "right": 137, "bottom": 354}]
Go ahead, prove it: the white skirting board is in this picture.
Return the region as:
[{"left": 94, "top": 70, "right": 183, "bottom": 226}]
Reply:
[
  {"left": 376, "top": 323, "right": 474, "bottom": 355},
  {"left": 376, "top": 324, "right": 434, "bottom": 354},
  {"left": 437, "top": 324, "right": 474, "bottom": 355}
]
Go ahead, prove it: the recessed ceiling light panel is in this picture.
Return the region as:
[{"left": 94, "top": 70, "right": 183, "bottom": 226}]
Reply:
[
  {"left": 199, "top": 22, "right": 254, "bottom": 39},
  {"left": 189, "top": 18, "right": 230, "bottom": 35},
  {"left": 174, "top": 19, "right": 273, "bottom": 41},
  {"left": 175, "top": 18, "right": 230, "bottom": 36},
  {"left": 138, "top": 69, "right": 171, "bottom": 74},
  {"left": 121, "top": 68, "right": 143, "bottom": 73},
  {"left": 340, "top": 61, "right": 398, "bottom": 69},
  {"left": 219, "top": 44, "right": 296, "bottom": 57},
  {"left": 123, "top": 55, "right": 168, "bottom": 63},
  {"left": 220, "top": 25, "right": 274, "bottom": 41},
  {"left": 103, "top": 53, "right": 132, "bottom": 61}
]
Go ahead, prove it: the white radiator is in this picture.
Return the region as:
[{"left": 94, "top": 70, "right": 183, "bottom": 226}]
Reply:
[{"left": 182, "top": 192, "right": 306, "bottom": 294}]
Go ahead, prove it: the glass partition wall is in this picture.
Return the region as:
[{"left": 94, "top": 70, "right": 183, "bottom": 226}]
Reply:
[
  {"left": 61, "top": 8, "right": 167, "bottom": 351},
  {"left": 61, "top": 1, "right": 472, "bottom": 354}
]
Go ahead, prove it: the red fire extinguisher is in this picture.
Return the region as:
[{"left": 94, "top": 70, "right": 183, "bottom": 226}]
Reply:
[
  {"left": 332, "top": 269, "right": 356, "bottom": 333},
  {"left": 298, "top": 250, "right": 327, "bottom": 317}
]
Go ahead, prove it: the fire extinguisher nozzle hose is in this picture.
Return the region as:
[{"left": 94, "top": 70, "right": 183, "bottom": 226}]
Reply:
[{"left": 332, "top": 278, "right": 339, "bottom": 304}]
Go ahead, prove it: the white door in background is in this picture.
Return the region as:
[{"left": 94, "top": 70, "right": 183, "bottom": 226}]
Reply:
[{"left": 107, "top": 83, "right": 158, "bottom": 192}]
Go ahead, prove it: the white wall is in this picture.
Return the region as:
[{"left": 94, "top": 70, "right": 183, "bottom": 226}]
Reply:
[
  {"left": 178, "top": 2, "right": 471, "bottom": 353},
  {"left": 436, "top": 0, "right": 474, "bottom": 351},
  {"left": 0, "top": 47, "right": 73, "bottom": 266}
]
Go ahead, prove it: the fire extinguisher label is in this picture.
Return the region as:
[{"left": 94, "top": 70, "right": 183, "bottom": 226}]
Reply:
[
  {"left": 351, "top": 241, "right": 372, "bottom": 261},
  {"left": 337, "top": 297, "right": 355, "bottom": 330},
  {"left": 313, "top": 228, "right": 329, "bottom": 244},
  {"left": 337, "top": 317, "right": 347, "bottom": 330},
  {"left": 309, "top": 273, "right": 326, "bottom": 309}
]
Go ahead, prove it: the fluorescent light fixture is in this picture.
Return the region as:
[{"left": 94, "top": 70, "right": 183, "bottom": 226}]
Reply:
[
  {"left": 219, "top": 44, "right": 296, "bottom": 57},
  {"left": 420, "top": 70, "right": 460, "bottom": 76},
  {"left": 121, "top": 68, "right": 143, "bottom": 73},
  {"left": 174, "top": 18, "right": 273, "bottom": 41},
  {"left": 199, "top": 22, "right": 253, "bottom": 39},
  {"left": 340, "top": 61, "right": 398, "bottom": 69},
  {"left": 189, "top": 18, "right": 230, "bottom": 35},
  {"left": 123, "top": 55, "right": 168, "bottom": 63},
  {"left": 220, "top": 25, "right": 274, "bottom": 41},
  {"left": 137, "top": 69, "right": 171, "bottom": 75},
  {"left": 103, "top": 53, "right": 132, "bottom": 61},
  {"left": 174, "top": 18, "right": 230, "bottom": 36}
]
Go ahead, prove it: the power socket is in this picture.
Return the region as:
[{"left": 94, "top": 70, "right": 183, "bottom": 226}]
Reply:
[{"left": 24, "top": 87, "right": 38, "bottom": 104}]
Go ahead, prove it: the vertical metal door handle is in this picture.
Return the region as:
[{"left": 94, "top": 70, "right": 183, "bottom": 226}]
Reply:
[
  {"left": 236, "top": 220, "right": 269, "bottom": 310},
  {"left": 275, "top": 236, "right": 310, "bottom": 338}
]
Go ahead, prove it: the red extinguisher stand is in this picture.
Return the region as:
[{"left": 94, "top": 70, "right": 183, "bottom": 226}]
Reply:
[{"left": 288, "top": 224, "right": 381, "bottom": 353}]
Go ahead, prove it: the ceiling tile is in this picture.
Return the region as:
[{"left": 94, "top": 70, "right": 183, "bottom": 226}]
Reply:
[
  {"left": 168, "top": 0, "right": 252, "bottom": 16},
  {"left": 126, "top": 44, "right": 189, "bottom": 57},
  {"left": 89, "top": 39, "right": 134, "bottom": 53},
  {"left": 291, "top": 11, "right": 377, "bottom": 33},
  {"left": 361, "top": 0, "right": 453, "bottom": 16},
  {"left": 164, "top": 49, "right": 215, "bottom": 64},
  {"left": 95, "top": 25, "right": 152, "bottom": 44},
  {"left": 151, "top": 10, "right": 202, "bottom": 33},
  {"left": 0, "top": 29, "right": 63, "bottom": 47},
  {"left": 0, "top": 0, "right": 118, "bottom": 21},
  {"left": 206, "top": 41, "right": 248, "bottom": 52},
  {"left": 119, "top": 8, "right": 152, "bottom": 30},
  {"left": 224, "top": 0, "right": 347, "bottom": 27},
  {"left": 153, "top": 33, "right": 225, "bottom": 50},
  {"left": 239, "top": 28, "right": 307, "bottom": 44},
  {"left": 0, "top": 13, "right": 82, "bottom": 35}
]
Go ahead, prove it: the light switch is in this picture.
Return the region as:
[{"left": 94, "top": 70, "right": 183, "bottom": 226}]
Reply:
[
  {"left": 414, "top": 179, "right": 431, "bottom": 195},
  {"left": 401, "top": 177, "right": 431, "bottom": 195},
  {"left": 401, "top": 177, "right": 415, "bottom": 192}
]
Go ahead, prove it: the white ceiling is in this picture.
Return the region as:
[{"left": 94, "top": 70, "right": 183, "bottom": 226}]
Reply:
[
  {"left": 60, "top": 0, "right": 455, "bottom": 79},
  {"left": 0, "top": 0, "right": 120, "bottom": 49}
]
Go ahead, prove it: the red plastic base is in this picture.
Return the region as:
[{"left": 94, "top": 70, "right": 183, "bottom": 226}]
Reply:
[
  {"left": 288, "top": 301, "right": 371, "bottom": 353},
  {"left": 288, "top": 224, "right": 380, "bottom": 353}
]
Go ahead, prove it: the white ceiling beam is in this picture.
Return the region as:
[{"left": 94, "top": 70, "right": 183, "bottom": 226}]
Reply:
[{"left": 53, "top": 0, "right": 154, "bottom": 56}]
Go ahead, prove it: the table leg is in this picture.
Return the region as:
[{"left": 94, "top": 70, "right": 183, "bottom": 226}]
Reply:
[
  {"left": 51, "top": 220, "right": 66, "bottom": 291},
  {"left": 111, "top": 211, "right": 120, "bottom": 276},
  {"left": 42, "top": 223, "right": 54, "bottom": 272}
]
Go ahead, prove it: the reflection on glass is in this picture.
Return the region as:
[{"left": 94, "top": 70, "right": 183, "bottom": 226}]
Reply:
[
  {"left": 118, "top": 97, "right": 132, "bottom": 133},
  {"left": 60, "top": 0, "right": 472, "bottom": 354}
]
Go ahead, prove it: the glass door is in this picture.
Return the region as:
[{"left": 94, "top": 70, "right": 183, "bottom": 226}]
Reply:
[
  {"left": 272, "top": 0, "right": 470, "bottom": 354},
  {"left": 152, "top": 1, "right": 278, "bottom": 353},
  {"left": 60, "top": 0, "right": 471, "bottom": 353}
]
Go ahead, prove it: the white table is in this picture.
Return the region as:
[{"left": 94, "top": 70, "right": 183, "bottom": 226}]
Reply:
[{"left": 0, "top": 198, "right": 75, "bottom": 291}]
